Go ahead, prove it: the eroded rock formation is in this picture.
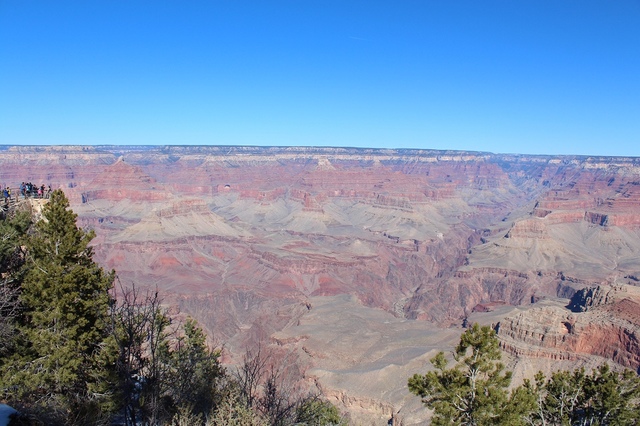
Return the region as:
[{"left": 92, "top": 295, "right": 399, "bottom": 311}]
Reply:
[
  {"left": 2, "top": 145, "right": 640, "bottom": 424},
  {"left": 497, "top": 284, "right": 640, "bottom": 374}
]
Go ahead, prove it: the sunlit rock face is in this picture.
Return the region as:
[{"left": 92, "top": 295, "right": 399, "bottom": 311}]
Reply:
[
  {"left": 497, "top": 284, "right": 640, "bottom": 377},
  {"left": 3, "top": 145, "right": 640, "bottom": 424}
]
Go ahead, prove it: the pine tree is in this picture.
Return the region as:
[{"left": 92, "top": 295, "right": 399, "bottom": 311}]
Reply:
[
  {"left": 408, "top": 324, "right": 640, "bottom": 426},
  {"left": 528, "top": 364, "right": 640, "bottom": 425},
  {"left": 581, "top": 364, "right": 640, "bottom": 425},
  {"left": 408, "top": 323, "right": 530, "bottom": 426},
  {"left": 0, "top": 207, "right": 31, "bottom": 357},
  {"left": 5, "top": 190, "right": 115, "bottom": 413}
]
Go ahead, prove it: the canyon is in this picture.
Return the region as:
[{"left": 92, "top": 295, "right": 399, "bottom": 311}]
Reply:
[{"left": 2, "top": 145, "right": 639, "bottom": 424}]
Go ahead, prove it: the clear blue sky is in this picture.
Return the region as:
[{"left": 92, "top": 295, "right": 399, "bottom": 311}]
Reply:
[{"left": 1, "top": 1, "right": 639, "bottom": 156}]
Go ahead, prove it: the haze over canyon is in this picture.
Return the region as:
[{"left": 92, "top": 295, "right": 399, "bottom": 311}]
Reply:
[{"left": 2, "top": 145, "right": 639, "bottom": 424}]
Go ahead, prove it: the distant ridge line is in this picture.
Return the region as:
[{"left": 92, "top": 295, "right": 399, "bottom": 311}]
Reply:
[{"left": 1, "top": 144, "right": 639, "bottom": 162}]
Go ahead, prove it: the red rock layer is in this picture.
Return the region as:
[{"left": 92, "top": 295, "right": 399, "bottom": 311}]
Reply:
[
  {"left": 2, "top": 146, "right": 640, "bottom": 352},
  {"left": 498, "top": 285, "right": 640, "bottom": 370}
]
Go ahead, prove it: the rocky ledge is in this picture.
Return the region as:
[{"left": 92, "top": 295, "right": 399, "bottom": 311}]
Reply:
[{"left": 497, "top": 284, "right": 640, "bottom": 371}]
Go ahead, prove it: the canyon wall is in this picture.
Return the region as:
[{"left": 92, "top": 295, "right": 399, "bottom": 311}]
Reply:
[
  {"left": 4, "top": 144, "right": 640, "bottom": 344},
  {"left": 3, "top": 145, "right": 640, "bottom": 423}
]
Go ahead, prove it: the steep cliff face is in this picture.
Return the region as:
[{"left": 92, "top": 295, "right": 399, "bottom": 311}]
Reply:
[
  {"left": 2, "top": 145, "right": 640, "bottom": 423},
  {"left": 497, "top": 284, "right": 640, "bottom": 372}
]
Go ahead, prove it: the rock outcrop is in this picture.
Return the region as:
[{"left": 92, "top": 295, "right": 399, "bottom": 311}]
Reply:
[{"left": 498, "top": 284, "right": 640, "bottom": 373}]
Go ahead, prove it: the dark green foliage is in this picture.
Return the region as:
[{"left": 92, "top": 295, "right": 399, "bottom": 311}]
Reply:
[
  {"left": 527, "top": 364, "right": 640, "bottom": 425},
  {"left": 582, "top": 365, "right": 640, "bottom": 425},
  {"left": 0, "top": 208, "right": 30, "bottom": 277},
  {"left": 167, "top": 318, "right": 223, "bottom": 418},
  {"left": 295, "top": 397, "right": 347, "bottom": 425},
  {"left": 0, "top": 190, "right": 116, "bottom": 418},
  {"left": 409, "top": 323, "right": 640, "bottom": 426},
  {"left": 408, "top": 323, "right": 522, "bottom": 425},
  {"left": 0, "top": 208, "right": 31, "bottom": 356}
]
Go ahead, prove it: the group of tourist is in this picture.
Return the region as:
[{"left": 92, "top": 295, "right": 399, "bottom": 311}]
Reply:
[
  {"left": 2, "top": 182, "right": 57, "bottom": 206},
  {"left": 2, "top": 186, "right": 12, "bottom": 204},
  {"left": 19, "top": 182, "right": 52, "bottom": 199}
]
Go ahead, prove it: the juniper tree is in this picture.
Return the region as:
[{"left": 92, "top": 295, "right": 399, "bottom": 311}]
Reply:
[
  {"left": 294, "top": 397, "right": 347, "bottom": 426},
  {"left": 167, "top": 317, "right": 223, "bottom": 418},
  {"left": 207, "top": 386, "right": 267, "bottom": 426}
]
